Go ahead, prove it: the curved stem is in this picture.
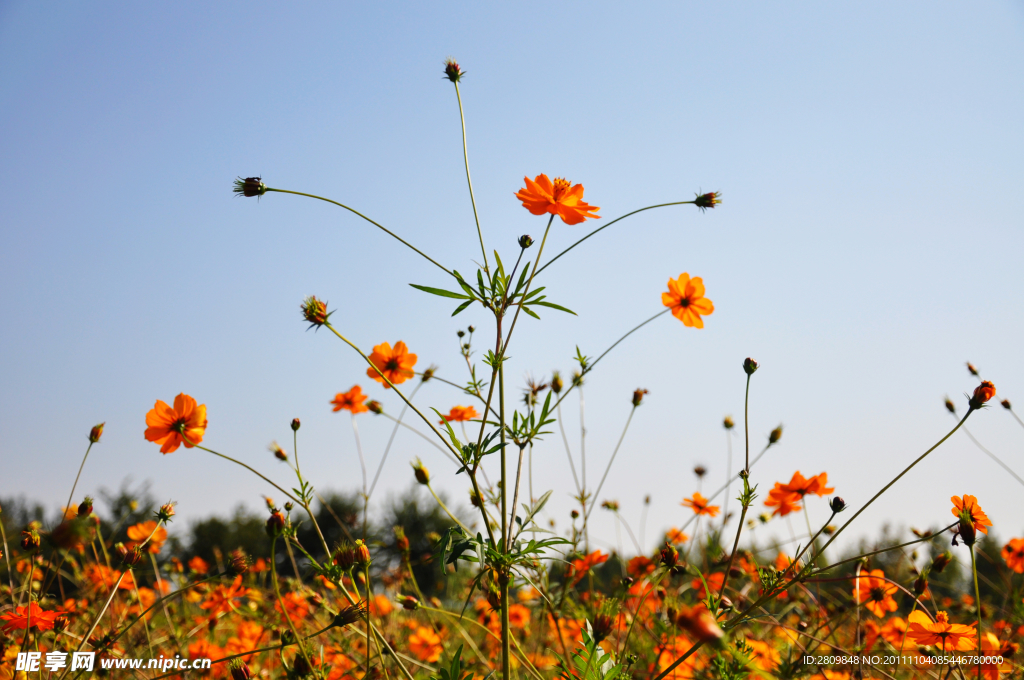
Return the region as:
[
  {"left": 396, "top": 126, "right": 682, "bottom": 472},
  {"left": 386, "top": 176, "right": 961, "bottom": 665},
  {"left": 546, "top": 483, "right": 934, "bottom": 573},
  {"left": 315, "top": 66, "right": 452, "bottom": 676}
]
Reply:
[
  {"left": 557, "top": 404, "right": 582, "bottom": 496},
  {"left": 499, "top": 216, "right": 554, "bottom": 358},
  {"left": 588, "top": 310, "right": 670, "bottom": 373},
  {"left": 368, "top": 382, "right": 422, "bottom": 499},
  {"left": 961, "top": 425, "right": 1024, "bottom": 488},
  {"left": 584, "top": 406, "right": 637, "bottom": 524},
  {"left": 427, "top": 483, "right": 470, "bottom": 533},
  {"left": 537, "top": 201, "right": 697, "bottom": 275},
  {"left": 266, "top": 188, "right": 452, "bottom": 276},
  {"left": 193, "top": 444, "right": 298, "bottom": 503},
  {"left": 63, "top": 442, "right": 93, "bottom": 522},
  {"left": 453, "top": 82, "right": 488, "bottom": 272}
]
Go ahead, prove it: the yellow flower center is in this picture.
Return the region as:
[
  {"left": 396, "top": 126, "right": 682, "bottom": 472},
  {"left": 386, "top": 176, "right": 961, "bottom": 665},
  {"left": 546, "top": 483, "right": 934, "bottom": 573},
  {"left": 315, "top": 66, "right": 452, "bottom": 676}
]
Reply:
[{"left": 552, "top": 177, "right": 572, "bottom": 200}]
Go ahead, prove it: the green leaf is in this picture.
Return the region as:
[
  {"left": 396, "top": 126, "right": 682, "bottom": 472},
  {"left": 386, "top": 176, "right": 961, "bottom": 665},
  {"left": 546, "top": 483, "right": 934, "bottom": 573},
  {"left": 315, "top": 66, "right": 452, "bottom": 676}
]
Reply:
[
  {"left": 410, "top": 284, "right": 471, "bottom": 300},
  {"left": 521, "top": 305, "right": 541, "bottom": 320},
  {"left": 533, "top": 300, "right": 577, "bottom": 315},
  {"left": 451, "top": 299, "right": 474, "bottom": 316}
]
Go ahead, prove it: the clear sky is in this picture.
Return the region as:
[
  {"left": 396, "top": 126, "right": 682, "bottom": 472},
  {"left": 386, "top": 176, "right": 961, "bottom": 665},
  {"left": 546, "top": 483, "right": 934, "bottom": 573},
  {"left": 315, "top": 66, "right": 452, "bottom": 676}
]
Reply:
[{"left": 2, "top": 1, "right": 1023, "bottom": 557}]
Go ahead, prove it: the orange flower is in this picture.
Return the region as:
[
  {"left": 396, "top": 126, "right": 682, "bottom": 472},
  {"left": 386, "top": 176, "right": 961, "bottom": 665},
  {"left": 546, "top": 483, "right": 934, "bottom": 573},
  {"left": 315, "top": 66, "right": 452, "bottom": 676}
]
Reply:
[
  {"left": 744, "top": 637, "right": 781, "bottom": 672},
  {"left": 690, "top": 572, "right": 725, "bottom": 600},
  {"left": 665, "top": 527, "right": 689, "bottom": 544},
  {"left": 879, "top": 617, "right": 908, "bottom": 646},
  {"left": 627, "top": 555, "right": 655, "bottom": 578},
  {"left": 951, "top": 494, "right": 992, "bottom": 535},
  {"left": 144, "top": 393, "right": 208, "bottom": 454},
  {"left": 188, "top": 556, "right": 210, "bottom": 574},
  {"left": 439, "top": 405, "right": 479, "bottom": 424},
  {"left": 515, "top": 174, "right": 600, "bottom": 225},
  {"left": 566, "top": 551, "right": 609, "bottom": 586},
  {"left": 779, "top": 471, "right": 835, "bottom": 498},
  {"left": 201, "top": 574, "right": 250, "bottom": 619},
  {"left": 681, "top": 492, "right": 720, "bottom": 517},
  {"left": 971, "top": 380, "right": 997, "bottom": 407},
  {"left": 854, "top": 569, "right": 899, "bottom": 618},
  {"left": 508, "top": 604, "right": 531, "bottom": 629},
  {"left": 905, "top": 610, "right": 975, "bottom": 650},
  {"left": 764, "top": 484, "right": 803, "bottom": 517},
  {"left": 0, "top": 602, "right": 67, "bottom": 633},
  {"left": 1002, "top": 537, "right": 1024, "bottom": 574},
  {"left": 275, "top": 591, "right": 311, "bottom": 622},
  {"left": 408, "top": 626, "right": 444, "bottom": 663},
  {"left": 331, "top": 385, "right": 369, "bottom": 414},
  {"left": 662, "top": 273, "right": 714, "bottom": 328},
  {"left": 125, "top": 520, "right": 167, "bottom": 554},
  {"left": 366, "top": 341, "right": 417, "bottom": 388}
]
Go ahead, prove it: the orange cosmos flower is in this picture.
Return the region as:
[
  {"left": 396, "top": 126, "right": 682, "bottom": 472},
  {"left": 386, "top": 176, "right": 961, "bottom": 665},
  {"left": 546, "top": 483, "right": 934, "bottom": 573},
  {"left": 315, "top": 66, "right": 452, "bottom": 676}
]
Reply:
[
  {"left": 125, "top": 521, "right": 168, "bottom": 554},
  {"left": 408, "top": 626, "right": 444, "bottom": 663},
  {"left": 780, "top": 471, "right": 835, "bottom": 498},
  {"left": 905, "top": 610, "right": 975, "bottom": 650},
  {"left": 1002, "top": 537, "right": 1024, "bottom": 574},
  {"left": 662, "top": 273, "right": 714, "bottom": 328},
  {"left": 331, "top": 385, "right": 369, "bottom": 414},
  {"left": 691, "top": 572, "right": 725, "bottom": 600},
  {"left": 665, "top": 527, "right": 689, "bottom": 544},
  {"left": 144, "top": 393, "right": 208, "bottom": 454},
  {"left": 951, "top": 494, "right": 992, "bottom": 535},
  {"left": 681, "top": 492, "right": 720, "bottom": 517},
  {"left": 764, "top": 485, "right": 803, "bottom": 517},
  {"left": 0, "top": 602, "right": 67, "bottom": 633},
  {"left": 971, "top": 380, "right": 997, "bottom": 408},
  {"left": 366, "top": 341, "right": 417, "bottom": 388},
  {"left": 879, "top": 617, "right": 908, "bottom": 646},
  {"left": 744, "top": 638, "right": 781, "bottom": 672},
  {"left": 439, "top": 405, "right": 479, "bottom": 424},
  {"left": 515, "top": 173, "right": 600, "bottom": 225},
  {"left": 854, "top": 569, "right": 899, "bottom": 618},
  {"left": 566, "top": 551, "right": 609, "bottom": 586},
  {"left": 201, "top": 574, "right": 249, "bottom": 619}
]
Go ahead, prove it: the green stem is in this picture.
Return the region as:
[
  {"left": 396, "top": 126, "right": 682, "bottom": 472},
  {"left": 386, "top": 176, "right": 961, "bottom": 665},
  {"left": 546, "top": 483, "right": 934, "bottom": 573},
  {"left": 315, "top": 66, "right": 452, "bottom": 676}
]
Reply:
[
  {"left": 743, "top": 373, "right": 751, "bottom": 472},
  {"left": 536, "top": 201, "right": 698, "bottom": 275},
  {"left": 453, "top": 82, "right": 488, "bottom": 272},
  {"left": 583, "top": 406, "right": 637, "bottom": 524},
  {"left": 499, "top": 215, "right": 553, "bottom": 358},
  {"left": 63, "top": 442, "right": 93, "bottom": 524},
  {"left": 368, "top": 382, "right": 423, "bottom": 499},
  {"left": 271, "top": 538, "right": 314, "bottom": 675},
  {"left": 192, "top": 443, "right": 298, "bottom": 503},
  {"left": 427, "top": 483, "right": 470, "bottom": 533},
  {"left": 266, "top": 188, "right": 452, "bottom": 276},
  {"left": 970, "top": 547, "right": 982, "bottom": 674},
  {"left": 499, "top": 361, "right": 511, "bottom": 680}
]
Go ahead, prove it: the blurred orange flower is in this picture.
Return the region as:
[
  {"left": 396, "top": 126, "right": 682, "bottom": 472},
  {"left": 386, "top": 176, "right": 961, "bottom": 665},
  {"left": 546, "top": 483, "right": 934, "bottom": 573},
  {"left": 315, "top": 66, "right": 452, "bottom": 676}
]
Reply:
[
  {"left": 1002, "top": 537, "right": 1024, "bottom": 574},
  {"left": 508, "top": 604, "right": 531, "bottom": 629},
  {"left": 366, "top": 341, "right": 417, "bottom": 388},
  {"left": 779, "top": 471, "right": 835, "bottom": 498},
  {"left": 440, "top": 405, "right": 479, "bottom": 424},
  {"left": 144, "top": 393, "right": 208, "bottom": 454},
  {"left": 331, "top": 385, "right": 369, "bottom": 414},
  {"left": 951, "top": 494, "right": 992, "bottom": 535},
  {"left": 627, "top": 555, "right": 655, "bottom": 578},
  {"left": 665, "top": 527, "right": 689, "bottom": 544},
  {"left": 661, "top": 273, "right": 714, "bottom": 328},
  {"left": 125, "top": 521, "right": 167, "bottom": 554},
  {"left": 691, "top": 572, "right": 725, "bottom": 600},
  {"left": 408, "top": 626, "right": 444, "bottom": 663},
  {"left": 681, "top": 492, "right": 720, "bottom": 517},
  {"left": 880, "top": 617, "right": 907, "bottom": 646},
  {"left": 744, "top": 637, "right": 781, "bottom": 672},
  {"left": 0, "top": 602, "right": 67, "bottom": 633},
  {"left": 515, "top": 174, "right": 600, "bottom": 225},
  {"left": 201, "top": 575, "right": 250, "bottom": 619},
  {"left": 188, "top": 556, "right": 210, "bottom": 574},
  {"left": 765, "top": 485, "right": 803, "bottom": 517},
  {"left": 566, "top": 551, "right": 609, "bottom": 586},
  {"left": 854, "top": 569, "right": 898, "bottom": 618},
  {"left": 275, "top": 591, "right": 310, "bottom": 622}
]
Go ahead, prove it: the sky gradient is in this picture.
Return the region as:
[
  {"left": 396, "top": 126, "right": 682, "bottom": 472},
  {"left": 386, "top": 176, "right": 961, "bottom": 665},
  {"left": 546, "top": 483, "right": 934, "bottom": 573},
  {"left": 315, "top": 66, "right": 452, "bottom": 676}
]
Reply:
[{"left": 2, "top": 2, "right": 1023, "bottom": 556}]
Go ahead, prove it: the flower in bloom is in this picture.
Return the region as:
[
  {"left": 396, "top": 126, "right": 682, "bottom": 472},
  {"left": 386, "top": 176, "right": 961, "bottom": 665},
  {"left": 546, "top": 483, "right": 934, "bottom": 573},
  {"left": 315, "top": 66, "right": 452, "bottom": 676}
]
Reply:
[
  {"left": 515, "top": 174, "right": 600, "bottom": 225},
  {"left": 439, "top": 405, "right": 479, "bottom": 424},
  {"left": 0, "top": 602, "right": 67, "bottom": 633},
  {"left": 408, "top": 626, "right": 444, "bottom": 663},
  {"left": 970, "top": 380, "right": 997, "bottom": 408},
  {"left": 951, "top": 494, "right": 992, "bottom": 536},
  {"left": 201, "top": 575, "right": 250, "bottom": 619},
  {"left": 779, "top": 471, "right": 835, "bottom": 498},
  {"left": 125, "top": 521, "right": 168, "bottom": 554},
  {"left": 905, "top": 610, "right": 975, "bottom": 650},
  {"left": 627, "top": 555, "right": 655, "bottom": 578},
  {"left": 681, "top": 492, "right": 720, "bottom": 517},
  {"left": 879, "top": 617, "right": 907, "bottom": 646},
  {"left": 743, "top": 638, "right": 781, "bottom": 673},
  {"left": 1001, "top": 537, "right": 1024, "bottom": 574},
  {"left": 665, "top": 527, "right": 689, "bottom": 544},
  {"left": 144, "top": 393, "right": 208, "bottom": 454},
  {"left": 662, "top": 273, "right": 714, "bottom": 328},
  {"left": 331, "top": 385, "right": 369, "bottom": 414},
  {"left": 274, "top": 591, "right": 310, "bottom": 622},
  {"left": 854, "top": 569, "right": 899, "bottom": 618},
  {"left": 691, "top": 572, "right": 725, "bottom": 600},
  {"left": 675, "top": 604, "right": 724, "bottom": 643},
  {"left": 508, "top": 604, "right": 531, "bottom": 629},
  {"left": 764, "top": 485, "right": 803, "bottom": 517},
  {"left": 366, "top": 341, "right": 417, "bottom": 388},
  {"left": 566, "top": 551, "right": 609, "bottom": 586}
]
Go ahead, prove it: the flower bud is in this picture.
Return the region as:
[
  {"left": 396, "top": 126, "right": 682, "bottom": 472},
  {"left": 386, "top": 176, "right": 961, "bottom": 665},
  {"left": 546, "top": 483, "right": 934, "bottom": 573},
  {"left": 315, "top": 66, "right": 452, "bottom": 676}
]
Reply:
[
  {"left": 823, "top": 524, "right": 836, "bottom": 535},
  {"left": 117, "top": 543, "right": 144, "bottom": 566},
  {"left": 333, "top": 543, "right": 357, "bottom": 571},
  {"left": 1001, "top": 399, "right": 1012, "bottom": 410},
  {"left": 53, "top": 615, "right": 70, "bottom": 634},
  {"left": 400, "top": 595, "right": 420, "bottom": 611},
  {"left": 693, "top": 465, "right": 706, "bottom": 479},
  {"left": 421, "top": 364, "right": 437, "bottom": 382},
  {"left": 470, "top": 490, "right": 483, "bottom": 508},
  {"left": 367, "top": 400, "right": 383, "bottom": 414},
  {"left": 550, "top": 372, "right": 563, "bottom": 394},
  {"left": 914, "top": 575, "right": 928, "bottom": 595},
  {"left": 354, "top": 539, "right": 371, "bottom": 568},
  {"left": 967, "top": 362, "right": 979, "bottom": 377},
  {"left": 829, "top": 497, "right": 846, "bottom": 513},
  {"left": 229, "top": 659, "right": 254, "bottom": 680},
  {"left": 723, "top": 416, "right": 734, "bottom": 430},
  {"left": 660, "top": 543, "right": 679, "bottom": 569},
  {"left": 78, "top": 497, "right": 94, "bottom": 517},
  {"left": 769, "top": 424, "right": 783, "bottom": 445},
  {"left": 944, "top": 396, "right": 956, "bottom": 414},
  {"left": 393, "top": 526, "right": 409, "bottom": 553},
  {"left": 570, "top": 509, "right": 579, "bottom": 519},
  {"left": 970, "top": 380, "right": 996, "bottom": 409},
  {"left": 265, "top": 511, "right": 286, "bottom": 537},
  {"left": 518, "top": 234, "right": 534, "bottom": 249},
  {"left": 412, "top": 459, "right": 430, "bottom": 485},
  {"left": 443, "top": 57, "right": 464, "bottom": 83},
  {"left": 632, "top": 388, "right": 649, "bottom": 407},
  {"left": 676, "top": 605, "right": 725, "bottom": 644},
  {"left": 300, "top": 295, "right": 330, "bottom": 329},
  {"left": 280, "top": 629, "right": 297, "bottom": 645},
  {"left": 467, "top": 325, "right": 475, "bottom": 333},
  {"left": 156, "top": 503, "right": 176, "bottom": 522},
  {"left": 694, "top": 191, "right": 721, "bottom": 212},
  {"left": 932, "top": 552, "right": 952, "bottom": 573},
  {"left": 291, "top": 418, "right": 301, "bottom": 431},
  {"left": 284, "top": 502, "right": 293, "bottom": 512},
  {"left": 332, "top": 601, "right": 367, "bottom": 628},
  {"left": 743, "top": 357, "right": 759, "bottom": 375},
  {"left": 233, "top": 176, "right": 266, "bottom": 198},
  {"left": 229, "top": 549, "right": 251, "bottom": 575},
  {"left": 21, "top": 528, "right": 41, "bottom": 551},
  {"left": 592, "top": 613, "right": 613, "bottom": 644},
  {"left": 89, "top": 422, "right": 105, "bottom": 443},
  {"left": 269, "top": 442, "right": 288, "bottom": 462}
]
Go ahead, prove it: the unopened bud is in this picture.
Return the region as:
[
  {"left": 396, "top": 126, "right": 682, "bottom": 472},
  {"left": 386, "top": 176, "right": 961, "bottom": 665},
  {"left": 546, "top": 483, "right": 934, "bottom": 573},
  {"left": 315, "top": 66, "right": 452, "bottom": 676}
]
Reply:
[
  {"left": 743, "top": 357, "right": 759, "bottom": 375},
  {"left": 693, "top": 465, "right": 707, "bottom": 479},
  {"left": 443, "top": 57, "right": 464, "bottom": 83},
  {"left": 117, "top": 543, "right": 144, "bottom": 566},
  {"left": 829, "top": 497, "right": 846, "bottom": 513},
  {"left": 269, "top": 442, "right": 288, "bottom": 462},
  {"left": 265, "top": 511, "right": 286, "bottom": 537},
  {"left": 412, "top": 459, "right": 430, "bottom": 485},
  {"left": 723, "top": 416, "right": 734, "bottom": 430},
  {"left": 769, "top": 425, "right": 783, "bottom": 444},
  {"left": 693, "top": 191, "right": 721, "bottom": 212},
  {"left": 944, "top": 397, "right": 956, "bottom": 414},
  {"left": 967, "top": 362, "right": 979, "bottom": 377},
  {"left": 291, "top": 418, "right": 301, "bottom": 431},
  {"left": 660, "top": 543, "right": 679, "bottom": 569},
  {"left": 393, "top": 526, "right": 409, "bottom": 552},
  {"left": 229, "top": 549, "right": 251, "bottom": 575},
  {"left": 1001, "top": 399, "right": 1012, "bottom": 410},
  {"left": 53, "top": 615, "right": 70, "bottom": 634},
  {"left": 518, "top": 234, "right": 534, "bottom": 249},
  {"left": 233, "top": 176, "right": 267, "bottom": 198},
  {"left": 592, "top": 613, "right": 613, "bottom": 644},
  {"left": 932, "top": 552, "right": 952, "bottom": 573},
  {"left": 229, "top": 659, "right": 254, "bottom": 680},
  {"left": 354, "top": 539, "right": 371, "bottom": 568},
  {"left": 914, "top": 575, "right": 928, "bottom": 595},
  {"left": 78, "top": 497, "right": 94, "bottom": 517},
  {"left": 300, "top": 295, "right": 330, "bottom": 329},
  {"left": 550, "top": 372, "right": 563, "bottom": 394},
  {"left": 421, "top": 365, "right": 437, "bottom": 382},
  {"left": 970, "top": 380, "right": 997, "bottom": 409},
  {"left": 632, "top": 388, "right": 649, "bottom": 407},
  {"left": 156, "top": 503, "right": 176, "bottom": 522},
  {"left": 570, "top": 509, "right": 579, "bottom": 519},
  {"left": 400, "top": 595, "right": 420, "bottom": 611},
  {"left": 366, "top": 400, "right": 383, "bottom": 414},
  {"left": 89, "top": 422, "right": 105, "bottom": 443}
]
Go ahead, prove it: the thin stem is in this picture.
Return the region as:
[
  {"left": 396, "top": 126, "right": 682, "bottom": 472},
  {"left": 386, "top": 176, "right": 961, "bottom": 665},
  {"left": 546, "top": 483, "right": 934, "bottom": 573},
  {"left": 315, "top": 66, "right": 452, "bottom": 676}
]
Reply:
[
  {"left": 193, "top": 443, "right": 299, "bottom": 503},
  {"left": 588, "top": 310, "right": 670, "bottom": 373},
  {"left": 453, "top": 82, "right": 488, "bottom": 272},
  {"left": 499, "top": 215, "right": 554, "bottom": 358},
  {"left": 723, "top": 430, "right": 733, "bottom": 528},
  {"left": 1006, "top": 405, "right": 1024, "bottom": 431},
  {"left": 0, "top": 520, "right": 14, "bottom": 598},
  {"left": 63, "top": 441, "right": 94, "bottom": 523},
  {"left": 970, "top": 547, "right": 982, "bottom": 673},
  {"left": 266, "top": 188, "right": 452, "bottom": 276},
  {"left": 961, "top": 425, "right": 1024, "bottom": 488},
  {"left": 537, "top": 201, "right": 699, "bottom": 275},
  {"left": 743, "top": 374, "right": 751, "bottom": 472},
  {"left": 351, "top": 415, "right": 368, "bottom": 496},
  {"left": 557, "top": 404, "right": 582, "bottom": 495},
  {"left": 427, "top": 483, "right": 470, "bottom": 533},
  {"left": 507, "top": 448, "right": 526, "bottom": 551},
  {"left": 369, "top": 382, "right": 423, "bottom": 499},
  {"left": 675, "top": 443, "right": 773, "bottom": 536},
  {"left": 584, "top": 406, "right": 637, "bottom": 524},
  {"left": 270, "top": 539, "right": 314, "bottom": 675},
  {"left": 498, "top": 362, "right": 511, "bottom": 680},
  {"left": 816, "top": 409, "right": 974, "bottom": 557}
]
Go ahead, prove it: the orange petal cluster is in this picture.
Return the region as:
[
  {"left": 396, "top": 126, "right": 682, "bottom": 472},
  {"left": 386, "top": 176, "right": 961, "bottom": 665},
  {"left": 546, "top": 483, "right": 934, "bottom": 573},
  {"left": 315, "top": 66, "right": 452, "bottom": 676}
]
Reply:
[
  {"left": 144, "top": 393, "right": 208, "bottom": 454},
  {"left": 331, "top": 385, "right": 369, "bottom": 413},
  {"left": 515, "top": 174, "right": 600, "bottom": 225},
  {"left": 681, "top": 492, "right": 720, "bottom": 517},
  {"left": 853, "top": 569, "right": 898, "bottom": 618},
  {"left": 951, "top": 494, "right": 992, "bottom": 535},
  {"left": 661, "top": 273, "right": 714, "bottom": 328},
  {"left": 439, "top": 405, "right": 479, "bottom": 424},
  {"left": 366, "top": 341, "right": 417, "bottom": 388}
]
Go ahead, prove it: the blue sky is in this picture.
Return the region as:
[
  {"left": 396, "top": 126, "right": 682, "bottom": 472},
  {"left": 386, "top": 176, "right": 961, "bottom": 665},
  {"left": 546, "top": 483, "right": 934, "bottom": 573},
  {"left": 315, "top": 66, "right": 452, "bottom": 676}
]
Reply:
[{"left": 2, "top": 1, "right": 1023, "bottom": 557}]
